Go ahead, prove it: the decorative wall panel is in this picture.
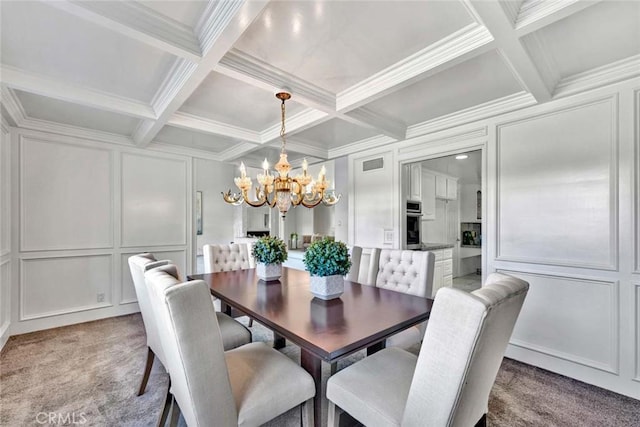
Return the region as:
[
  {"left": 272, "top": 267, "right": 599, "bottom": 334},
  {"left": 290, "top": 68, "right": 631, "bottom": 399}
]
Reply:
[
  {"left": 0, "top": 260, "right": 10, "bottom": 330},
  {"left": 20, "top": 137, "right": 113, "bottom": 251},
  {"left": 121, "top": 153, "right": 187, "bottom": 248},
  {"left": 503, "top": 270, "right": 618, "bottom": 374},
  {"left": 1, "top": 127, "right": 10, "bottom": 256},
  {"left": 21, "top": 254, "right": 113, "bottom": 320},
  {"left": 120, "top": 250, "right": 187, "bottom": 304},
  {"left": 496, "top": 98, "right": 617, "bottom": 269}
]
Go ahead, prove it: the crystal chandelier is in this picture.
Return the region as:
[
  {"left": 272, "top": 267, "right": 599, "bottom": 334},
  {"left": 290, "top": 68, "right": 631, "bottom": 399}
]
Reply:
[{"left": 222, "top": 91, "right": 340, "bottom": 218}]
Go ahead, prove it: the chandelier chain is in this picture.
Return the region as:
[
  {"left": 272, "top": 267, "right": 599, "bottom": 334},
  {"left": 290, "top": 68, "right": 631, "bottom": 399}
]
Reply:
[{"left": 280, "top": 99, "right": 286, "bottom": 154}]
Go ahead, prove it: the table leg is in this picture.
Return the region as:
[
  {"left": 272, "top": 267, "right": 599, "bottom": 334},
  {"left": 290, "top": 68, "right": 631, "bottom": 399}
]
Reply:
[
  {"left": 367, "top": 340, "right": 385, "bottom": 356},
  {"left": 221, "top": 301, "right": 232, "bottom": 316},
  {"left": 300, "top": 349, "right": 322, "bottom": 427},
  {"left": 273, "top": 332, "right": 286, "bottom": 349}
]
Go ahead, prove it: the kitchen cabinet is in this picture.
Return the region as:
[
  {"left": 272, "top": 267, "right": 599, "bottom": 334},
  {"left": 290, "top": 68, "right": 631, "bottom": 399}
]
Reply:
[
  {"left": 421, "top": 170, "right": 436, "bottom": 220},
  {"left": 405, "top": 163, "right": 422, "bottom": 201},
  {"left": 435, "top": 174, "right": 457, "bottom": 200},
  {"left": 430, "top": 247, "right": 453, "bottom": 298}
]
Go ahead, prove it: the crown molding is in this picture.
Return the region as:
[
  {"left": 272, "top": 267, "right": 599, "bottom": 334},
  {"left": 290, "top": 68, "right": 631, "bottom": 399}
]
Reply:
[
  {"left": 18, "top": 116, "right": 134, "bottom": 147},
  {"left": 1, "top": 116, "right": 10, "bottom": 134},
  {"left": 336, "top": 23, "right": 494, "bottom": 112},
  {"left": 47, "top": 0, "right": 201, "bottom": 61},
  {"left": 399, "top": 125, "right": 488, "bottom": 156},
  {"left": 147, "top": 141, "right": 223, "bottom": 162},
  {"left": 217, "top": 49, "right": 336, "bottom": 111},
  {"left": 133, "top": 1, "right": 268, "bottom": 148},
  {"left": 344, "top": 108, "right": 406, "bottom": 141},
  {"left": 0, "top": 86, "right": 27, "bottom": 125},
  {"left": 279, "top": 139, "right": 329, "bottom": 160},
  {"left": 168, "top": 111, "right": 261, "bottom": 143},
  {"left": 515, "top": 0, "right": 602, "bottom": 36},
  {"left": 261, "top": 108, "right": 330, "bottom": 143},
  {"left": 554, "top": 54, "right": 640, "bottom": 99},
  {"left": 328, "top": 134, "right": 397, "bottom": 159},
  {"left": 1, "top": 65, "right": 156, "bottom": 120},
  {"left": 218, "top": 141, "right": 261, "bottom": 162},
  {"left": 407, "top": 91, "right": 537, "bottom": 139}
]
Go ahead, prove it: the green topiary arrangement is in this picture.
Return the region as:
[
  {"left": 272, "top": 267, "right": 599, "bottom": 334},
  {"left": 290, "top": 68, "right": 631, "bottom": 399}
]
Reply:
[
  {"left": 252, "top": 235, "right": 288, "bottom": 265},
  {"left": 303, "top": 237, "right": 351, "bottom": 277}
]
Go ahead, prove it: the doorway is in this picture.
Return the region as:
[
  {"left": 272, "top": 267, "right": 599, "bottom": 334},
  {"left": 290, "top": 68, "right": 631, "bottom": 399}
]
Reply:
[{"left": 404, "top": 149, "right": 482, "bottom": 292}]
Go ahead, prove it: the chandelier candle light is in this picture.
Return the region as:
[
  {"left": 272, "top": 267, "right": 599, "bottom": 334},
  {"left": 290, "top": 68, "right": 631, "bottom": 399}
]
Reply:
[{"left": 222, "top": 91, "right": 340, "bottom": 218}]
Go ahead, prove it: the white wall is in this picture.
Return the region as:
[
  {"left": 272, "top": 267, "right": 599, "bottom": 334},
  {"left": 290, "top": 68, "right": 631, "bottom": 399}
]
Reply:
[
  {"left": 0, "top": 118, "right": 11, "bottom": 348},
  {"left": 194, "top": 158, "right": 236, "bottom": 254},
  {"left": 7, "top": 128, "right": 192, "bottom": 337},
  {"left": 348, "top": 77, "right": 640, "bottom": 399}
]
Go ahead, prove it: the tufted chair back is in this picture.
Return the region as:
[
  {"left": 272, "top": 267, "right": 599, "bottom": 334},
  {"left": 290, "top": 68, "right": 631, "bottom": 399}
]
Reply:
[
  {"left": 203, "top": 244, "right": 251, "bottom": 273},
  {"left": 128, "top": 254, "right": 170, "bottom": 365},
  {"left": 376, "top": 250, "right": 435, "bottom": 298}
]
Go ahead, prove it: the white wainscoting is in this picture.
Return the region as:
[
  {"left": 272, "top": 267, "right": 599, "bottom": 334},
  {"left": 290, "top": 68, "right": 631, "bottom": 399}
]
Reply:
[
  {"left": 635, "top": 89, "right": 640, "bottom": 273},
  {"left": 120, "top": 249, "right": 187, "bottom": 304},
  {"left": 635, "top": 281, "right": 640, "bottom": 382},
  {"left": 496, "top": 97, "right": 618, "bottom": 270},
  {"left": 1, "top": 120, "right": 12, "bottom": 349},
  {"left": 121, "top": 152, "right": 188, "bottom": 248},
  {"left": 20, "top": 254, "right": 113, "bottom": 320},
  {"left": 500, "top": 269, "right": 618, "bottom": 374},
  {"left": 19, "top": 136, "right": 113, "bottom": 252},
  {"left": 0, "top": 258, "right": 11, "bottom": 348}
]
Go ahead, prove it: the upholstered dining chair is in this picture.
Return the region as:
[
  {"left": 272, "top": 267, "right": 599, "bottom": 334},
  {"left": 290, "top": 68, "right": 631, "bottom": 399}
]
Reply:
[
  {"left": 375, "top": 249, "right": 435, "bottom": 348},
  {"left": 203, "top": 243, "right": 255, "bottom": 327},
  {"left": 326, "top": 272, "right": 529, "bottom": 427},
  {"left": 145, "top": 268, "right": 315, "bottom": 427},
  {"left": 346, "top": 247, "right": 380, "bottom": 286},
  {"left": 128, "top": 254, "right": 251, "bottom": 397}
]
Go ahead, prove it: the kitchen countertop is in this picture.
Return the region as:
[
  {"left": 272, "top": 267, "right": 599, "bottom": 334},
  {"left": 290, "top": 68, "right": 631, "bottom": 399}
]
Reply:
[{"left": 420, "top": 242, "right": 455, "bottom": 251}]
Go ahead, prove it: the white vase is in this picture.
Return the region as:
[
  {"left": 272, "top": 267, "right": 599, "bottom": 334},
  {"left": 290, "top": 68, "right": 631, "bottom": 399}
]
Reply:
[
  {"left": 256, "top": 262, "right": 282, "bottom": 281},
  {"left": 310, "top": 274, "right": 344, "bottom": 300}
]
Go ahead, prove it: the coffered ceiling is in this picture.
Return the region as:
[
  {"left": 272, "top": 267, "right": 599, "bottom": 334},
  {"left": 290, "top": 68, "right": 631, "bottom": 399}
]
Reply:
[{"left": 1, "top": 1, "right": 639, "bottom": 168}]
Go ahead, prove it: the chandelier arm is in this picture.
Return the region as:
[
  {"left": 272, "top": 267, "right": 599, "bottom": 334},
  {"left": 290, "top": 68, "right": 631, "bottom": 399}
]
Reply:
[
  {"left": 221, "top": 190, "right": 243, "bottom": 204},
  {"left": 242, "top": 189, "right": 269, "bottom": 207}
]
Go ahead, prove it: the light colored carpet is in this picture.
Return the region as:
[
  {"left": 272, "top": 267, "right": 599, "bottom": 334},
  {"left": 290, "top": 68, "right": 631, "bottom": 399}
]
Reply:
[{"left": 1, "top": 313, "right": 639, "bottom": 426}]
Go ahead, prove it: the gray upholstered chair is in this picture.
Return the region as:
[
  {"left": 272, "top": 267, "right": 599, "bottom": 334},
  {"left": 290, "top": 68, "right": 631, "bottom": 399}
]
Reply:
[
  {"left": 145, "top": 268, "right": 315, "bottom": 427},
  {"left": 374, "top": 249, "right": 435, "bottom": 348},
  {"left": 346, "top": 247, "right": 380, "bottom": 286},
  {"left": 203, "top": 243, "right": 255, "bottom": 327},
  {"left": 128, "top": 254, "right": 251, "bottom": 397},
  {"left": 326, "top": 272, "right": 529, "bottom": 427}
]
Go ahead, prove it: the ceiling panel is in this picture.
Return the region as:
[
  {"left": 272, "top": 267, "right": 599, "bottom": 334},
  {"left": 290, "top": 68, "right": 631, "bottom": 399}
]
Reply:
[
  {"left": 241, "top": 146, "right": 310, "bottom": 169},
  {"left": 179, "top": 72, "right": 307, "bottom": 131},
  {"left": 292, "top": 118, "right": 380, "bottom": 149},
  {"left": 155, "top": 125, "right": 239, "bottom": 153},
  {"left": 0, "top": 1, "right": 176, "bottom": 102},
  {"left": 523, "top": 1, "right": 640, "bottom": 78},
  {"left": 138, "top": 1, "right": 208, "bottom": 29},
  {"left": 363, "top": 50, "right": 523, "bottom": 126},
  {"left": 234, "top": 0, "right": 475, "bottom": 93},
  {"left": 15, "top": 90, "right": 139, "bottom": 136}
]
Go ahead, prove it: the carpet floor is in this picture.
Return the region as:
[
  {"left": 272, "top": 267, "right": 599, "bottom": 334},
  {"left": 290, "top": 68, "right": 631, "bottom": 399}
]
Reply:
[{"left": 1, "top": 313, "right": 639, "bottom": 426}]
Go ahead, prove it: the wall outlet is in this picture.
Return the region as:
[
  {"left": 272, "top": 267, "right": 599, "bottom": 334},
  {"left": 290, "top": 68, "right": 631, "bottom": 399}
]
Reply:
[{"left": 97, "top": 293, "right": 105, "bottom": 303}]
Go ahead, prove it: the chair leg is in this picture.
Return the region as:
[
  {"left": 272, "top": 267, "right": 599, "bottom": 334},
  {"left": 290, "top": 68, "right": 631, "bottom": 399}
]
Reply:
[
  {"left": 248, "top": 318, "right": 253, "bottom": 327},
  {"left": 330, "top": 362, "right": 338, "bottom": 375},
  {"left": 474, "top": 413, "right": 487, "bottom": 427},
  {"left": 157, "top": 381, "right": 172, "bottom": 427},
  {"left": 138, "top": 347, "right": 155, "bottom": 396},
  {"left": 169, "top": 397, "right": 181, "bottom": 427},
  {"left": 327, "top": 401, "right": 340, "bottom": 427},
  {"left": 301, "top": 398, "right": 314, "bottom": 427}
]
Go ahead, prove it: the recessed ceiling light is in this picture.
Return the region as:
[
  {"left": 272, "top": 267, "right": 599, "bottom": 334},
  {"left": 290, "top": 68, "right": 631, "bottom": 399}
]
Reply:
[{"left": 455, "top": 154, "right": 468, "bottom": 160}]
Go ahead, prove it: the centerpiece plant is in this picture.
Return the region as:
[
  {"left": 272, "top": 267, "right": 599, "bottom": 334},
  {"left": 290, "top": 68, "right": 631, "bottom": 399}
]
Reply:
[
  {"left": 303, "top": 237, "right": 351, "bottom": 300},
  {"left": 253, "top": 235, "right": 287, "bottom": 281}
]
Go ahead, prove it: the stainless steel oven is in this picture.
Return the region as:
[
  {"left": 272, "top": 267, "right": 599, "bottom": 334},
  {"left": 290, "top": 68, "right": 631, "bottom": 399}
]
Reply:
[{"left": 406, "top": 200, "right": 422, "bottom": 249}]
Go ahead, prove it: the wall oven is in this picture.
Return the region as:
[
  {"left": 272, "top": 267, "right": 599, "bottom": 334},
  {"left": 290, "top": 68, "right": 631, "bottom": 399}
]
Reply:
[{"left": 406, "top": 200, "right": 422, "bottom": 250}]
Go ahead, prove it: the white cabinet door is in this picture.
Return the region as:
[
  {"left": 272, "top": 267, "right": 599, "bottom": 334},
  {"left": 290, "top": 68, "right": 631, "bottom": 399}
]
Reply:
[
  {"left": 435, "top": 175, "right": 447, "bottom": 199},
  {"left": 409, "top": 163, "right": 422, "bottom": 201},
  {"left": 422, "top": 170, "right": 436, "bottom": 220},
  {"left": 446, "top": 178, "right": 458, "bottom": 200},
  {"left": 403, "top": 164, "right": 411, "bottom": 200},
  {"left": 432, "top": 260, "right": 444, "bottom": 298}
]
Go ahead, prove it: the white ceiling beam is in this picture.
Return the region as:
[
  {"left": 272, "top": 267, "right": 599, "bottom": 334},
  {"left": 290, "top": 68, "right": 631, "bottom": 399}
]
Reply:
[
  {"left": 514, "top": 0, "right": 603, "bottom": 36},
  {"left": 342, "top": 108, "right": 406, "bottom": 141},
  {"left": 47, "top": 1, "right": 202, "bottom": 62},
  {"left": 168, "top": 111, "right": 262, "bottom": 143},
  {"left": 280, "top": 139, "right": 329, "bottom": 160},
  {"left": 133, "top": 0, "right": 269, "bottom": 148},
  {"left": 336, "top": 23, "right": 495, "bottom": 113},
  {"left": 471, "top": 1, "right": 552, "bottom": 103},
  {"left": 1, "top": 65, "right": 156, "bottom": 119},
  {"left": 260, "top": 108, "right": 331, "bottom": 143},
  {"left": 218, "top": 141, "right": 261, "bottom": 162}
]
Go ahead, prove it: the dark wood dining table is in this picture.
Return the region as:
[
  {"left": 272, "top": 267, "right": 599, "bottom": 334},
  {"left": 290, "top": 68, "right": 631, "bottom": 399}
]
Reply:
[{"left": 188, "top": 267, "right": 433, "bottom": 427}]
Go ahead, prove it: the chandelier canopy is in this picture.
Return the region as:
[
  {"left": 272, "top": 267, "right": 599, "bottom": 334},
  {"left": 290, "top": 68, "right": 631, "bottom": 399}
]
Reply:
[{"left": 222, "top": 91, "right": 340, "bottom": 219}]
